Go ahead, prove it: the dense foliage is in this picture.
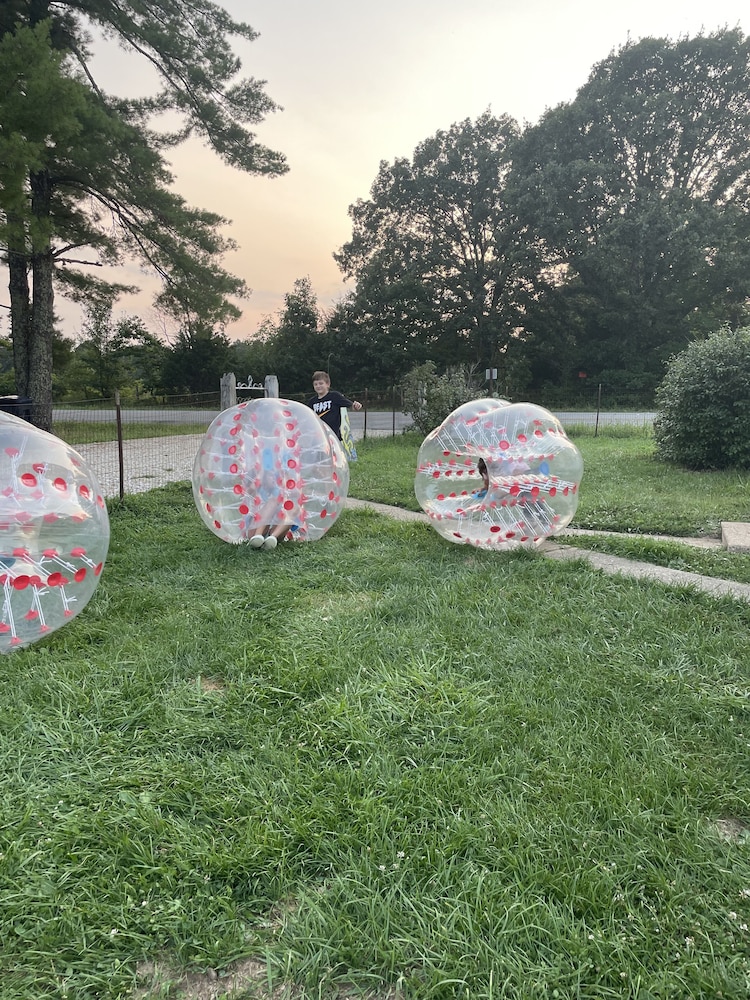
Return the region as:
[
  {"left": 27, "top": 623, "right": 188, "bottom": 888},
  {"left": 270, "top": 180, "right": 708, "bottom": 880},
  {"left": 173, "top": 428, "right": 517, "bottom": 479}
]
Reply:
[
  {"left": 654, "top": 327, "right": 750, "bottom": 470},
  {"left": 335, "top": 112, "right": 535, "bottom": 383},
  {"left": 505, "top": 29, "right": 750, "bottom": 393},
  {"left": 256, "top": 278, "right": 332, "bottom": 391}
]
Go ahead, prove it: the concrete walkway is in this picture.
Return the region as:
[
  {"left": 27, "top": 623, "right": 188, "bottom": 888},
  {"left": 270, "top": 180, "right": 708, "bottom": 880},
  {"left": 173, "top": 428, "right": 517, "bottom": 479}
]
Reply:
[{"left": 345, "top": 498, "right": 750, "bottom": 604}]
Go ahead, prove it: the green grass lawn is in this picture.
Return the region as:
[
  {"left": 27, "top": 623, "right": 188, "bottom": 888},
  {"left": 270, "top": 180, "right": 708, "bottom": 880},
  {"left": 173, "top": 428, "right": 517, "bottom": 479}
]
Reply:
[{"left": 1, "top": 469, "right": 749, "bottom": 999}]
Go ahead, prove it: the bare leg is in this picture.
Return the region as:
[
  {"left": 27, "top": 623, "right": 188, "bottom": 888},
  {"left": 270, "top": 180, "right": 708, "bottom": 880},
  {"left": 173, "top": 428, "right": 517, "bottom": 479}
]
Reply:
[
  {"left": 250, "top": 520, "right": 290, "bottom": 550},
  {"left": 249, "top": 496, "right": 279, "bottom": 548}
]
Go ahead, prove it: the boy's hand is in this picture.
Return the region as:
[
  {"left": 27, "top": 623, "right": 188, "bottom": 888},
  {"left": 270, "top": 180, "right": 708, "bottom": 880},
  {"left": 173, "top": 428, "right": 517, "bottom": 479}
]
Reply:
[{"left": 353, "top": 401, "right": 362, "bottom": 411}]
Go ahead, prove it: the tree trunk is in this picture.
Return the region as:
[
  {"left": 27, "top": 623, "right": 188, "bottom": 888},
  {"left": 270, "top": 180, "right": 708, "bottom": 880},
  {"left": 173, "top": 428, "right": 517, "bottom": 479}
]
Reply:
[
  {"left": 28, "top": 169, "right": 54, "bottom": 431},
  {"left": 7, "top": 213, "right": 31, "bottom": 399},
  {"left": 29, "top": 250, "right": 54, "bottom": 431}
]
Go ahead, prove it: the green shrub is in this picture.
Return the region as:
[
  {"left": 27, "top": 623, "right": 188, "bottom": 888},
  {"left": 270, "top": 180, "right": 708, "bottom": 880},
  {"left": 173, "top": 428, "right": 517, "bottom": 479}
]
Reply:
[
  {"left": 654, "top": 327, "right": 750, "bottom": 469},
  {"left": 402, "top": 361, "right": 485, "bottom": 436}
]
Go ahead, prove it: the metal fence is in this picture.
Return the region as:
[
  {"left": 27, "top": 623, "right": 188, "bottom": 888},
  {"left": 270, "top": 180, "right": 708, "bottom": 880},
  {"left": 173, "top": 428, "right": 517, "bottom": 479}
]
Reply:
[{"left": 0, "top": 383, "right": 656, "bottom": 500}]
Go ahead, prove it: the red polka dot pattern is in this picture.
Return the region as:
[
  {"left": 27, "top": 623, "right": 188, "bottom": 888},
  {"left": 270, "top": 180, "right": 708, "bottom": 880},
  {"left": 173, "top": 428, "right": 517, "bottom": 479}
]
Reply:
[
  {"left": 414, "top": 399, "right": 583, "bottom": 551},
  {"left": 192, "top": 398, "right": 350, "bottom": 546},
  {"left": 0, "top": 413, "right": 110, "bottom": 651}
]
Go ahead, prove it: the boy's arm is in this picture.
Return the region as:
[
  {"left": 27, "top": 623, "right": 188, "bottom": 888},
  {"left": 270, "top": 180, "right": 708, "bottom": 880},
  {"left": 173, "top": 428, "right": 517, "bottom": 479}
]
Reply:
[{"left": 338, "top": 391, "right": 362, "bottom": 411}]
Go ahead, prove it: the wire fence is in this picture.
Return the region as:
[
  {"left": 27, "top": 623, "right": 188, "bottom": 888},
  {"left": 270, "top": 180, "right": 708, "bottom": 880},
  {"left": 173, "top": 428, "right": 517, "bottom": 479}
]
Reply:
[{"left": 0, "top": 383, "right": 656, "bottom": 500}]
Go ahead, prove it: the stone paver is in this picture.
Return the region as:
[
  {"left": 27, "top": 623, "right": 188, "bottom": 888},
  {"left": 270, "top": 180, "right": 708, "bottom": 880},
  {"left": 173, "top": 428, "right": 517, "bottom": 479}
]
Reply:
[{"left": 721, "top": 521, "right": 750, "bottom": 553}]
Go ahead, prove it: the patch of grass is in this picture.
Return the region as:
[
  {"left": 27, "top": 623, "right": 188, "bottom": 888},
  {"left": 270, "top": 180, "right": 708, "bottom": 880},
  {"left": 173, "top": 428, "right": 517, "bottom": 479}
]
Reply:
[
  {"left": 572, "top": 436, "right": 750, "bottom": 537},
  {"left": 1, "top": 484, "right": 749, "bottom": 998},
  {"left": 351, "top": 433, "right": 424, "bottom": 510}
]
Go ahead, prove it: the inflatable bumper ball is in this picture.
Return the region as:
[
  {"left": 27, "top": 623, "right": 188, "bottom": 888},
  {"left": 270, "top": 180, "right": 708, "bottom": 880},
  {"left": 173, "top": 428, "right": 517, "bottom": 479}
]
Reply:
[
  {"left": 415, "top": 398, "right": 583, "bottom": 549},
  {"left": 0, "top": 411, "right": 110, "bottom": 652},
  {"left": 192, "top": 398, "right": 350, "bottom": 545}
]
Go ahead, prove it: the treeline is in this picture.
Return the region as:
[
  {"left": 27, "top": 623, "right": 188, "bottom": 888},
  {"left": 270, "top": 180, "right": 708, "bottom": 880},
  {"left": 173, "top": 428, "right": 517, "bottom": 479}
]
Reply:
[
  {"left": 242, "top": 29, "right": 750, "bottom": 400},
  {"left": 0, "top": 310, "right": 256, "bottom": 402}
]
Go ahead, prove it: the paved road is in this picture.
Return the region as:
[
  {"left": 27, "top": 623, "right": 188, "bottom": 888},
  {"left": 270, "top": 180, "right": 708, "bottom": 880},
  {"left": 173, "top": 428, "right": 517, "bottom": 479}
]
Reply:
[
  {"left": 555, "top": 411, "right": 656, "bottom": 427},
  {"left": 53, "top": 407, "right": 214, "bottom": 424},
  {"left": 351, "top": 411, "right": 415, "bottom": 435}
]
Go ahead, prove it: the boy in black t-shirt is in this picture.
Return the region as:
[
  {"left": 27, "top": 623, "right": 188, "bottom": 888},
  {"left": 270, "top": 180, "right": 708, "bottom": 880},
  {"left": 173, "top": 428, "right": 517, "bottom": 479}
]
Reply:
[{"left": 307, "top": 370, "right": 362, "bottom": 440}]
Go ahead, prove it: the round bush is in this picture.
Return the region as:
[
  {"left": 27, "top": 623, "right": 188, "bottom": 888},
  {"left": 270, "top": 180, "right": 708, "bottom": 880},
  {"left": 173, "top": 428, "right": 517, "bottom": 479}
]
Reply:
[
  {"left": 402, "top": 361, "right": 484, "bottom": 436},
  {"left": 654, "top": 327, "right": 750, "bottom": 470}
]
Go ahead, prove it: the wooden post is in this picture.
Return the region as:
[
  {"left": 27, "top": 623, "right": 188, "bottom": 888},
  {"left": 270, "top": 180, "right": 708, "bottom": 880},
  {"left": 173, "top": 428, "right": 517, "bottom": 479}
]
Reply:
[
  {"left": 220, "top": 372, "right": 237, "bottom": 411},
  {"left": 115, "top": 390, "right": 125, "bottom": 501}
]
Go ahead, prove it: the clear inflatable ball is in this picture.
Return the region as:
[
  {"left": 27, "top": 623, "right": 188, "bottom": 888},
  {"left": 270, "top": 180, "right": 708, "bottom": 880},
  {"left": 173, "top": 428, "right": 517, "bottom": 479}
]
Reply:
[
  {"left": 192, "top": 398, "right": 349, "bottom": 544},
  {"left": 0, "top": 411, "right": 110, "bottom": 652},
  {"left": 415, "top": 398, "right": 583, "bottom": 548}
]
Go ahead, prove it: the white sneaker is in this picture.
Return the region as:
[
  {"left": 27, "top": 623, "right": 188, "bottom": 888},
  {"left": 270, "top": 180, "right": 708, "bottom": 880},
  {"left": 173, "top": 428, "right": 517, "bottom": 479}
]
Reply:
[
  {"left": 249, "top": 535, "right": 265, "bottom": 548},
  {"left": 262, "top": 535, "right": 278, "bottom": 551}
]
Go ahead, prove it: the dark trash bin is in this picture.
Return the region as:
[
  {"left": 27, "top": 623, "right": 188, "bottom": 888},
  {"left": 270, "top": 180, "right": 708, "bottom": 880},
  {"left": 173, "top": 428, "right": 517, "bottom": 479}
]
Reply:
[{"left": 0, "top": 395, "right": 33, "bottom": 422}]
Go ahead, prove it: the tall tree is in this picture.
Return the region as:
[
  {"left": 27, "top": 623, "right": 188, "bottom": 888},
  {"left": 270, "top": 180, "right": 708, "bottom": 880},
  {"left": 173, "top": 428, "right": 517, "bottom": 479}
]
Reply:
[
  {"left": 160, "top": 324, "right": 231, "bottom": 394},
  {"left": 509, "top": 28, "right": 750, "bottom": 390},
  {"left": 258, "top": 277, "right": 331, "bottom": 393},
  {"left": 227, "top": 336, "right": 274, "bottom": 389},
  {"left": 74, "top": 300, "right": 125, "bottom": 399},
  {"left": 322, "top": 295, "right": 379, "bottom": 389},
  {"left": 113, "top": 320, "right": 167, "bottom": 398},
  {"left": 0, "top": 2, "right": 286, "bottom": 426},
  {"left": 71, "top": 303, "right": 165, "bottom": 398},
  {"left": 335, "top": 112, "right": 538, "bottom": 381}
]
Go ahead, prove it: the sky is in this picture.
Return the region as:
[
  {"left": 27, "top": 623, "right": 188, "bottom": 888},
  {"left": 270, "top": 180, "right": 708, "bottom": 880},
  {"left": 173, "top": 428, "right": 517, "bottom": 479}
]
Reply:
[{"left": 18, "top": 0, "right": 750, "bottom": 341}]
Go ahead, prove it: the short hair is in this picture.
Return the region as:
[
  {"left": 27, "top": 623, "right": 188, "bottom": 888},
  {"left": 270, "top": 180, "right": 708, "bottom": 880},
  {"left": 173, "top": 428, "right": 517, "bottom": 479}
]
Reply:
[{"left": 312, "top": 370, "right": 330, "bottom": 383}]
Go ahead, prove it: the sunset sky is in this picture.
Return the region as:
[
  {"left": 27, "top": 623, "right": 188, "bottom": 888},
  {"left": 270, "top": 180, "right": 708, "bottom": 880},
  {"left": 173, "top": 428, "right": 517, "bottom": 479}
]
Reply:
[{"left": 10, "top": 0, "right": 750, "bottom": 341}]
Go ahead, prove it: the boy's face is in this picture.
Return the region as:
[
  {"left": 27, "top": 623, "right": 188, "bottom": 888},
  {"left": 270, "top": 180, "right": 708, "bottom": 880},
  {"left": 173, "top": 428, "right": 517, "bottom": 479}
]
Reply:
[{"left": 313, "top": 377, "right": 330, "bottom": 397}]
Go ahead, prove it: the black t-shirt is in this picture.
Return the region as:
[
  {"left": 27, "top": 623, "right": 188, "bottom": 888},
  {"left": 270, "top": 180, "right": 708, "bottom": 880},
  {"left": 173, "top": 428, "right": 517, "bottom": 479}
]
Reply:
[{"left": 307, "top": 390, "right": 353, "bottom": 439}]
